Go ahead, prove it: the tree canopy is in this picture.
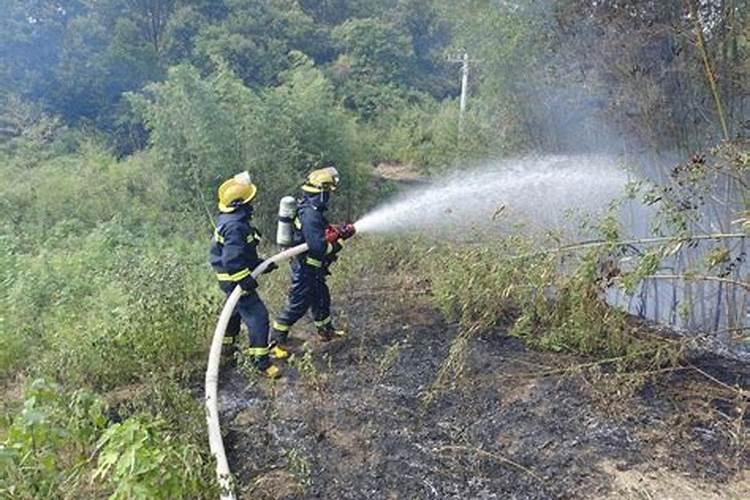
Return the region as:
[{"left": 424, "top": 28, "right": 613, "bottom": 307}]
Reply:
[{"left": 1, "top": 0, "right": 748, "bottom": 160}]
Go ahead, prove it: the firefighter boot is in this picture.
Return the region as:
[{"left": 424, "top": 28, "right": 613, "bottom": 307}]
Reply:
[
  {"left": 270, "top": 323, "right": 294, "bottom": 359},
  {"left": 316, "top": 324, "right": 346, "bottom": 342},
  {"left": 254, "top": 354, "right": 282, "bottom": 379},
  {"left": 269, "top": 341, "right": 292, "bottom": 360}
]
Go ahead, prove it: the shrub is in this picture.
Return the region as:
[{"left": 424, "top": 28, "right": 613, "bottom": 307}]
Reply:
[
  {"left": 93, "top": 415, "right": 211, "bottom": 499},
  {"left": 130, "top": 62, "right": 374, "bottom": 234},
  {"left": 416, "top": 220, "right": 685, "bottom": 396},
  {"left": 0, "top": 379, "right": 213, "bottom": 499},
  {"left": 0, "top": 379, "right": 107, "bottom": 499},
  {"left": 23, "top": 237, "right": 217, "bottom": 390}
]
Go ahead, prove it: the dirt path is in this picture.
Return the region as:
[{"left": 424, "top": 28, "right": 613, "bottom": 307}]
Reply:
[{"left": 218, "top": 273, "right": 749, "bottom": 499}]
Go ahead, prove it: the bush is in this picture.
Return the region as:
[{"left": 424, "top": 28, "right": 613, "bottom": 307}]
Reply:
[
  {"left": 414, "top": 218, "right": 685, "bottom": 387},
  {"left": 0, "top": 151, "right": 206, "bottom": 381},
  {"left": 360, "top": 94, "right": 529, "bottom": 171},
  {"left": 0, "top": 379, "right": 107, "bottom": 499},
  {"left": 0, "top": 379, "right": 213, "bottom": 499},
  {"left": 130, "top": 61, "right": 374, "bottom": 234},
  {"left": 1, "top": 235, "right": 216, "bottom": 389},
  {"left": 93, "top": 415, "right": 211, "bottom": 499},
  {"left": 0, "top": 140, "right": 217, "bottom": 384},
  {"left": 0, "top": 142, "right": 177, "bottom": 249}
]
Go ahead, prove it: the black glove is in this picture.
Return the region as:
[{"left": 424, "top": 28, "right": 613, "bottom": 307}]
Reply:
[
  {"left": 338, "top": 223, "right": 356, "bottom": 240},
  {"left": 238, "top": 275, "right": 258, "bottom": 292},
  {"left": 263, "top": 262, "right": 278, "bottom": 274}
]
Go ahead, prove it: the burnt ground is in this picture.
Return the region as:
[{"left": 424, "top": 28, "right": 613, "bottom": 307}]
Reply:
[{"left": 218, "top": 273, "right": 749, "bottom": 500}]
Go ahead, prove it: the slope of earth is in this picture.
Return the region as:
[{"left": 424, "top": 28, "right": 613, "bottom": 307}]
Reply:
[{"left": 218, "top": 271, "right": 749, "bottom": 499}]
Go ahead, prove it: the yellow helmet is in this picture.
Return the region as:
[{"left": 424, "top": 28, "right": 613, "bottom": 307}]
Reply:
[
  {"left": 218, "top": 171, "right": 258, "bottom": 213},
  {"left": 302, "top": 166, "right": 340, "bottom": 193}
]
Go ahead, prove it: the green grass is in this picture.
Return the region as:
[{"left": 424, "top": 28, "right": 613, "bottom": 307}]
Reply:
[{"left": 0, "top": 144, "right": 221, "bottom": 498}]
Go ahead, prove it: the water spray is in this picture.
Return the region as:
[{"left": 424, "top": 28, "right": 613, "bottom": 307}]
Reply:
[{"left": 355, "top": 155, "right": 635, "bottom": 238}]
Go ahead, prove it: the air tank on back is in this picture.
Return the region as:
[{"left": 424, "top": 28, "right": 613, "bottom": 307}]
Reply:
[{"left": 276, "top": 196, "right": 298, "bottom": 247}]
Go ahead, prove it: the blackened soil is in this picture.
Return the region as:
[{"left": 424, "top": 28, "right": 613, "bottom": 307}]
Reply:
[{"left": 219, "top": 276, "right": 749, "bottom": 500}]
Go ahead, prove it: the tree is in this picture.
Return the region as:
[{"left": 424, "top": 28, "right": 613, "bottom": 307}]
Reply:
[
  {"left": 298, "top": 0, "right": 394, "bottom": 25},
  {"left": 0, "top": 0, "right": 87, "bottom": 102},
  {"left": 194, "top": 0, "right": 323, "bottom": 87},
  {"left": 387, "top": 0, "right": 455, "bottom": 97},
  {"left": 330, "top": 17, "right": 418, "bottom": 119}
]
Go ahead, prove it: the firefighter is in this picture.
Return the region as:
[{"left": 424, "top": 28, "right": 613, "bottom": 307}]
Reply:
[
  {"left": 272, "top": 166, "right": 355, "bottom": 345},
  {"left": 209, "top": 172, "right": 290, "bottom": 378}
]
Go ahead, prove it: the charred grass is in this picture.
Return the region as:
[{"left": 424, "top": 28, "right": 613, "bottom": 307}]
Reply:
[{"left": 221, "top": 238, "right": 748, "bottom": 499}]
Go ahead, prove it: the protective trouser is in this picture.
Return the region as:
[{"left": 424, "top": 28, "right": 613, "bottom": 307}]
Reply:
[
  {"left": 220, "top": 282, "right": 271, "bottom": 369},
  {"left": 273, "top": 259, "right": 332, "bottom": 336}
]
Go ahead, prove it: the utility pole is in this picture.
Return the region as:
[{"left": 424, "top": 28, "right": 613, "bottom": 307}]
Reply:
[
  {"left": 448, "top": 51, "right": 476, "bottom": 134},
  {"left": 460, "top": 52, "right": 469, "bottom": 119}
]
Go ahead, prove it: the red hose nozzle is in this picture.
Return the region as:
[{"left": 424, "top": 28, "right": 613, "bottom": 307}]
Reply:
[{"left": 324, "top": 223, "right": 357, "bottom": 243}]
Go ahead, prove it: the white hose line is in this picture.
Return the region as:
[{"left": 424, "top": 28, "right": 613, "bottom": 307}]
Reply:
[{"left": 205, "top": 243, "right": 309, "bottom": 500}]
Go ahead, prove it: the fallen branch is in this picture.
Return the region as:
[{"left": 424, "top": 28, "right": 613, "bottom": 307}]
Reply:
[
  {"left": 492, "top": 345, "right": 686, "bottom": 381},
  {"left": 433, "top": 444, "right": 543, "bottom": 482},
  {"left": 706, "top": 326, "right": 750, "bottom": 337},
  {"left": 689, "top": 364, "right": 748, "bottom": 397},
  {"left": 640, "top": 274, "right": 750, "bottom": 292},
  {"left": 513, "top": 233, "right": 746, "bottom": 260}
]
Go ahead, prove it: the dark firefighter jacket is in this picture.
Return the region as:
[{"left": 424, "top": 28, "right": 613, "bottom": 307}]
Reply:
[
  {"left": 295, "top": 195, "right": 343, "bottom": 269},
  {"left": 209, "top": 205, "right": 264, "bottom": 282}
]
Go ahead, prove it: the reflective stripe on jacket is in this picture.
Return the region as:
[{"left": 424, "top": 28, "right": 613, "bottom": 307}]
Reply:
[{"left": 209, "top": 205, "right": 264, "bottom": 281}]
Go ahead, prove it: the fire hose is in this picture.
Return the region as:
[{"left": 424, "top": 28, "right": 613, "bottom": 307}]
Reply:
[{"left": 205, "top": 242, "right": 309, "bottom": 500}]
